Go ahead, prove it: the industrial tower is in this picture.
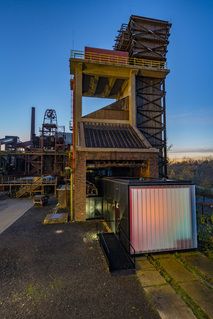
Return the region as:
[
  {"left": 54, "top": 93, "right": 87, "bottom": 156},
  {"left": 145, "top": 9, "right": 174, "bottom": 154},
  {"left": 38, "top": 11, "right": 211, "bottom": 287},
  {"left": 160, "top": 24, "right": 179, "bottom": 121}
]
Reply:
[{"left": 70, "top": 15, "right": 171, "bottom": 220}]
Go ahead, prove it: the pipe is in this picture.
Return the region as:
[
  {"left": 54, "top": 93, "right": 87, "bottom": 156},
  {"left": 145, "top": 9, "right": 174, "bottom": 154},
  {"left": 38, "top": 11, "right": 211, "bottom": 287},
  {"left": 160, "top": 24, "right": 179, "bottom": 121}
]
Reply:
[{"left": 30, "top": 107, "right": 35, "bottom": 143}]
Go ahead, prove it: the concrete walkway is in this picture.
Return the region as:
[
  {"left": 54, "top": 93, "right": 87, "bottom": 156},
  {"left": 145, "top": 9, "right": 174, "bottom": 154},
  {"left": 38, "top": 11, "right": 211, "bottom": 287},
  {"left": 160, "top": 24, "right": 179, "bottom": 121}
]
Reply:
[
  {"left": 0, "top": 198, "right": 33, "bottom": 234},
  {"left": 138, "top": 253, "right": 213, "bottom": 319},
  {"left": 136, "top": 257, "right": 197, "bottom": 319},
  {"left": 178, "top": 251, "right": 213, "bottom": 285},
  {"left": 156, "top": 254, "right": 213, "bottom": 318}
]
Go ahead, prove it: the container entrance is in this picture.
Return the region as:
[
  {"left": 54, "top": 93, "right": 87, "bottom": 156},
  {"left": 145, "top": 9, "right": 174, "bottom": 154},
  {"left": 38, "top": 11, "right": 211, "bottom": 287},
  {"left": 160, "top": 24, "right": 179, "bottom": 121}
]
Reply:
[
  {"left": 86, "top": 196, "right": 103, "bottom": 219},
  {"left": 85, "top": 162, "right": 145, "bottom": 220}
]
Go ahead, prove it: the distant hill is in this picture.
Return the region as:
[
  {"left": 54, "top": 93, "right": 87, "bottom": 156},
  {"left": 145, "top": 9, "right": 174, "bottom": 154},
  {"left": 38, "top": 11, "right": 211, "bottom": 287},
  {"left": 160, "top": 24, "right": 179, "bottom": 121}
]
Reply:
[{"left": 168, "top": 158, "right": 213, "bottom": 188}]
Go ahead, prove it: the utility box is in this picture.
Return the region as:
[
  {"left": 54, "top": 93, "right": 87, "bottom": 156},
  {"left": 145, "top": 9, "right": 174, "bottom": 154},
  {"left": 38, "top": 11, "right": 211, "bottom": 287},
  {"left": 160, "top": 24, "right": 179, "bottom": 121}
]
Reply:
[
  {"left": 102, "top": 178, "right": 197, "bottom": 254},
  {"left": 33, "top": 195, "right": 48, "bottom": 207},
  {"left": 57, "top": 185, "right": 70, "bottom": 208}
]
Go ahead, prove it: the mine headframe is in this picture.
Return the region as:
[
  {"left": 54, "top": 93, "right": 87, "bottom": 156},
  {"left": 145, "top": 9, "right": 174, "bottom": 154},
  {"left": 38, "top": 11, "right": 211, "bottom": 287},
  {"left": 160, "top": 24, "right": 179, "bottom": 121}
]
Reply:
[
  {"left": 114, "top": 15, "right": 171, "bottom": 178},
  {"left": 41, "top": 109, "right": 58, "bottom": 136}
]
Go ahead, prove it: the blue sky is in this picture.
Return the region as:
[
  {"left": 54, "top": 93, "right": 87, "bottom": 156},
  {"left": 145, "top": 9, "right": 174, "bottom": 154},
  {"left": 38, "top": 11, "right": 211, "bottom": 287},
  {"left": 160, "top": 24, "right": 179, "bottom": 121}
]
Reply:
[{"left": 0, "top": 0, "right": 212, "bottom": 152}]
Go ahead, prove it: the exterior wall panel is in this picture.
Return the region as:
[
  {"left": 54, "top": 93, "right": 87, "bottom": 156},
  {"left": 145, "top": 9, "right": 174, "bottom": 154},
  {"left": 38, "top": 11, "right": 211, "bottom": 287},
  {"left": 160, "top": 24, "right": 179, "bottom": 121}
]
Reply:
[{"left": 130, "top": 185, "right": 197, "bottom": 253}]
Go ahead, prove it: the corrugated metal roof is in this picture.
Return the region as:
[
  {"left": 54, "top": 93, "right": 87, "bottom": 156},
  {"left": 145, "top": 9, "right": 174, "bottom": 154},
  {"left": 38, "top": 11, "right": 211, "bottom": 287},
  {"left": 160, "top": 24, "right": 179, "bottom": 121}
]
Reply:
[{"left": 83, "top": 123, "right": 146, "bottom": 148}]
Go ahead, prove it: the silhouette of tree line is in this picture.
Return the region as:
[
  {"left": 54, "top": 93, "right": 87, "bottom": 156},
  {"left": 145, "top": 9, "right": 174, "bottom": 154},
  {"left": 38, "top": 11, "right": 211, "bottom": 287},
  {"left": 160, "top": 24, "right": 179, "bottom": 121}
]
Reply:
[{"left": 168, "top": 157, "right": 213, "bottom": 188}]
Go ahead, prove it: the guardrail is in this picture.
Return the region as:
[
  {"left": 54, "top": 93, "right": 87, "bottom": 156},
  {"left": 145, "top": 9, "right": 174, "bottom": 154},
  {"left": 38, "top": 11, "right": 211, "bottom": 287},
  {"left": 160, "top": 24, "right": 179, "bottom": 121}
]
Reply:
[
  {"left": 71, "top": 50, "right": 167, "bottom": 70},
  {"left": 0, "top": 176, "right": 57, "bottom": 185},
  {"left": 117, "top": 223, "right": 136, "bottom": 266}
]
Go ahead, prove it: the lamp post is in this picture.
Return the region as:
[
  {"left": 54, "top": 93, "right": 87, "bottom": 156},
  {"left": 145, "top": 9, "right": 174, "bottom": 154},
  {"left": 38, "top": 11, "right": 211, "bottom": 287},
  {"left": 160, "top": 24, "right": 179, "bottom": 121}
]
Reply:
[{"left": 65, "top": 166, "right": 73, "bottom": 221}]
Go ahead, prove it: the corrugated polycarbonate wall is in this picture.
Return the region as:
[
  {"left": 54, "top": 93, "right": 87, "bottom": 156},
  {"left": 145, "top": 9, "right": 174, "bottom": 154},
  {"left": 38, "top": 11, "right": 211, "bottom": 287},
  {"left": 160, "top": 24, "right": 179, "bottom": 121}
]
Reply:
[{"left": 130, "top": 185, "right": 197, "bottom": 253}]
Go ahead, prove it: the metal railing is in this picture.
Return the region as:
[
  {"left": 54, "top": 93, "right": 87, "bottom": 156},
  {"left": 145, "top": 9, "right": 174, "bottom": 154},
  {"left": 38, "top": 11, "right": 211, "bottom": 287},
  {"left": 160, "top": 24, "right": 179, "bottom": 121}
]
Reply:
[
  {"left": 117, "top": 222, "right": 136, "bottom": 267},
  {"left": 71, "top": 50, "right": 167, "bottom": 70},
  {"left": 0, "top": 176, "right": 57, "bottom": 185}
]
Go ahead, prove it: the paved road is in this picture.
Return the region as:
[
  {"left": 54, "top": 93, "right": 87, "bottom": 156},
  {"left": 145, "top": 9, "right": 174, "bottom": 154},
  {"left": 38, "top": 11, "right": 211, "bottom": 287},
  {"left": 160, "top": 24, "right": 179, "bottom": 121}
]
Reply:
[{"left": 0, "top": 198, "right": 33, "bottom": 234}]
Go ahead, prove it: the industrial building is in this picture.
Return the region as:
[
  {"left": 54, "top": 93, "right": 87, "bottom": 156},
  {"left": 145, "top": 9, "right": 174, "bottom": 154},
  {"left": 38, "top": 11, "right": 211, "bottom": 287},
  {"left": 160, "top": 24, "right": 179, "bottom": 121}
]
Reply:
[
  {"left": 0, "top": 14, "right": 197, "bottom": 260},
  {"left": 0, "top": 107, "right": 70, "bottom": 197},
  {"left": 70, "top": 15, "right": 197, "bottom": 261},
  {"left": 70, "top": 15, "right": 170, "bottom": 220}
]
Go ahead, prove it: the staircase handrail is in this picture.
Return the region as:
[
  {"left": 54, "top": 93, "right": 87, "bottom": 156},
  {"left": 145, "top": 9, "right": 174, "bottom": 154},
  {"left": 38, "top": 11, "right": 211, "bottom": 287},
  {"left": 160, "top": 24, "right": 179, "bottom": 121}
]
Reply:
[{"left": 117, "top": 222, "right": 136, "bottom": 267}]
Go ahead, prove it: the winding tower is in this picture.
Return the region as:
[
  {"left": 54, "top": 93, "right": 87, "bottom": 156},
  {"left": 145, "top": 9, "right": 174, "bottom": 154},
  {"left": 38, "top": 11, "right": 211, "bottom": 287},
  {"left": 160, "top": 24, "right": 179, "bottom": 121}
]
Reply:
[{"left": 114, "top": 16, "right": 171, "bottom": 177}]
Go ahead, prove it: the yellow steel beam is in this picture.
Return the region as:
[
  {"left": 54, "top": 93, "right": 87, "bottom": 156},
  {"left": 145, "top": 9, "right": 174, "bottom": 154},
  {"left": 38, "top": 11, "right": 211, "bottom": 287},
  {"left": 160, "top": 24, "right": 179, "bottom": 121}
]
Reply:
[
  {"left": 87, "top": 75, "right": 99, "bottom": 96},
  {"left": 139, "top": 68, "right": 169, "bottom": 79},
  {"left": 118, "top": 79, "right": 129, "bottom": 99},
  {"left": 102, "top": 77, "right": 117, "bottom": 97},
  {"left": 82, "top": 63, "right": 130, "bottom": 79}
]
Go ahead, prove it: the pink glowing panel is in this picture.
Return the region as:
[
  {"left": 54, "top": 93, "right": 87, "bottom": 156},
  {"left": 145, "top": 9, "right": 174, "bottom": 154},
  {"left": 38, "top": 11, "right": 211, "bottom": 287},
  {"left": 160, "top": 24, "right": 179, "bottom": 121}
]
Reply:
[{"left": 129, "top": 185, "right": 197, "bottom": 254}]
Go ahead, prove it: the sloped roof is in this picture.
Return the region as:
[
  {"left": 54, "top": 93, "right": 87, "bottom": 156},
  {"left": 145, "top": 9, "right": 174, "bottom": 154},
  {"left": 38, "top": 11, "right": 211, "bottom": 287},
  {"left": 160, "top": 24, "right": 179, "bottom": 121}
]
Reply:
[
  {"left": 83, "top": 122, "right": 146, "bottom": 149},
  {"left": 83, "top": 96, "right": 129, "bottom": 119}
]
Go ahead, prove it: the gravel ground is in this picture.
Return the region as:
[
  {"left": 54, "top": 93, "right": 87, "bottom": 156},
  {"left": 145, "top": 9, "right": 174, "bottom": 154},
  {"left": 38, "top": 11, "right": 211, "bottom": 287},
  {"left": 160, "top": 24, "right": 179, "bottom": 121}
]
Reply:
[{"left": 0, "top": 199, "right": 160, "bottom": 319}]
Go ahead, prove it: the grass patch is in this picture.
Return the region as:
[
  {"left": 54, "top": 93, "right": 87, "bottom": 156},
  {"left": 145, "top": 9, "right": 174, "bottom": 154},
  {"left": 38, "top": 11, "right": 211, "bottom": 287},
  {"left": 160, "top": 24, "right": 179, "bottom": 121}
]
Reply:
[
  {"left": 25, "top": 283, "right": 47, "bottom": 302},
  {"left": 201, "top": 249, "right": 213, "bottom": 260},
  {"left": 49, "top": 278, "right": 64, "bottom": 290}
]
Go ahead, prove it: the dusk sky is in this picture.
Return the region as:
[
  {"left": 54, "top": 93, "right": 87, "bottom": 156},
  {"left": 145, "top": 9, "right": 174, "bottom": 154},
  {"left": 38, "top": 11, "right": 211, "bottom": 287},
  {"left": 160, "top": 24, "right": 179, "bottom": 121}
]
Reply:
[{"left": 0, "top": 0, "right": 212, "bottom": 155}]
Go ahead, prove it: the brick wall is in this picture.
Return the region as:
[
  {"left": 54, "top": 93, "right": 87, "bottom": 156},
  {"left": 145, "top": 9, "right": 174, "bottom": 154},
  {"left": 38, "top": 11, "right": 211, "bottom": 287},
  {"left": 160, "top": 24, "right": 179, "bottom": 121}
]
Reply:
[
  {"left": 86, "top": 151, "right": 159, "bottom": 178},
  {"left": 73, "top": 150, "right": 159, "bottom": 221},
  {"left": 73, "top": 152, "right": 86, "bottom": 221}
]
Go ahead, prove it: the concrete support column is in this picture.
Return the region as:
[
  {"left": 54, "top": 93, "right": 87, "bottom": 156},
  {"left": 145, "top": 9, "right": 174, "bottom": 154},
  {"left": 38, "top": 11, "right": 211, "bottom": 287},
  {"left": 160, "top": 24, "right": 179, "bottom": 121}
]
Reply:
[
  {"left": 129, "top": 70, "right": 137, "bottom": 126},
  {"left": 149, "top": 154, "right": 159, "bottom": 178},
  {"left": 73, "top": 64, "right": 84, "bottom": 220},
  {"left": 74, "top": 63, "right": 82, "bottom": 146},
  {"left": 73, "top": 151, "right": 86, "bottom": 221}
]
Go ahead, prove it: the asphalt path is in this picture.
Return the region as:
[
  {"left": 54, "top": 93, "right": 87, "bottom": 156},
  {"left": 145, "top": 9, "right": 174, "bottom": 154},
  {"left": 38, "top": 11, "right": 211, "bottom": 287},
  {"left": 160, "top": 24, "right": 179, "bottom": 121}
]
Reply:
[
  {"left": 0, "top": 200, "right": 159, "bottom": 319},
  {"left": 0, "top": 198, "right": 33, "bottom": 234}
]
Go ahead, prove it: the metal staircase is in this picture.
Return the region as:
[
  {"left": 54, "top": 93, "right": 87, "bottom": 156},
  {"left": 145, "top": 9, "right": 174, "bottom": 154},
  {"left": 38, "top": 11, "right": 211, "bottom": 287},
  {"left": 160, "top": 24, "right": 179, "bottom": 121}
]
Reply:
[{"left": 16, "top": 177, "right": 43, "bottom": 198}]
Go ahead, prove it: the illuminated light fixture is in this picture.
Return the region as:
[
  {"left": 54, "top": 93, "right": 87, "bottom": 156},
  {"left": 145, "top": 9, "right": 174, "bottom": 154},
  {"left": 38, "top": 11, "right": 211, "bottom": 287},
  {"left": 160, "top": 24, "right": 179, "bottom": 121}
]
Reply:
[
  {"left": 83, "top": 232, "right": 98, "bottom": 243},
  {"left": 55, "top": 229, "right": 64, "bottom": 234}
]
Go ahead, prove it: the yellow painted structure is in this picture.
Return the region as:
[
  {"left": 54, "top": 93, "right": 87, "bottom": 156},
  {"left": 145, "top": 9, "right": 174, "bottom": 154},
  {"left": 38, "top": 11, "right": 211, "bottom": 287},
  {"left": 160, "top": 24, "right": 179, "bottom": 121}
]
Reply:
[{"left": 43, "top": 213, "right": 68, "bottom": 224}]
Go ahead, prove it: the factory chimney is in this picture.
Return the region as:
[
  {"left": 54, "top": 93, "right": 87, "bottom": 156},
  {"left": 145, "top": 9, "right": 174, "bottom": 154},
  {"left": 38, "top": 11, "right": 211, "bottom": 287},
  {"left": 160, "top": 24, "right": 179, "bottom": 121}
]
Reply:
[{"left": 30, "top": 106, "right": 35, "bottom": 144}]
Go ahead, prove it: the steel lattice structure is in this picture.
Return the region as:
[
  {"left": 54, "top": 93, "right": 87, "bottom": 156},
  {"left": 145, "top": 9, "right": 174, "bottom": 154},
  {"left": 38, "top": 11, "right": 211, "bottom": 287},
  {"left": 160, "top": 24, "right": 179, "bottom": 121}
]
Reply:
[
  {"left": 114, "top": 15, "right": 171, "bottom": 177},
  {"left": 136, "top": 76, "right": 167, "bottom": 177}
]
